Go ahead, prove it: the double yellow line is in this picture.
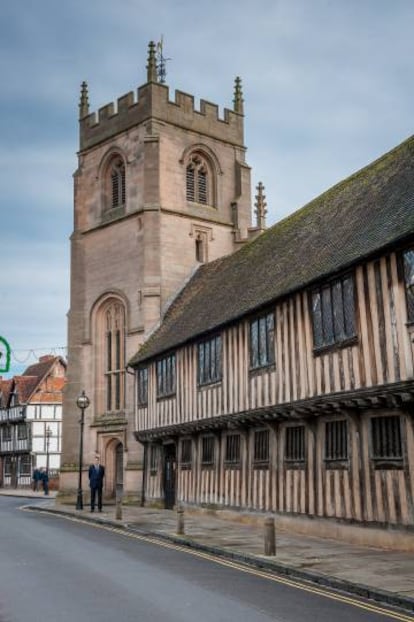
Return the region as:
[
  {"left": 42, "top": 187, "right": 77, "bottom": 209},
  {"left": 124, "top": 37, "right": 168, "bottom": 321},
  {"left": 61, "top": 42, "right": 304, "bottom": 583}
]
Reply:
[{"left": 26, "top": 509, "right": 414, "bottom": 622}]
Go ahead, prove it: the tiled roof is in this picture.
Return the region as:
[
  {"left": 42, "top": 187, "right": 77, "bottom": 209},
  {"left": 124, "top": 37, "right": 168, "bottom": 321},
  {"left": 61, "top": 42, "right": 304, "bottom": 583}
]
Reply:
[
  {"left": 130, "top": 133, "right": 414, "bottom": 366},
  {"left": 14, "top": 376, "right": 39, "bottom": 403},
  {"left": 23, "top": 356, "right": 57, "bottom": 381},
  {"left": 0, "top": 379, "right": 13, "bottom": 408}
]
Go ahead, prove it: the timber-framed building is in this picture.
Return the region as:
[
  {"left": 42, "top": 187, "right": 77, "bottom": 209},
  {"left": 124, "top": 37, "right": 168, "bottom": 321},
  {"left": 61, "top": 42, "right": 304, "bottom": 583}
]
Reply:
[{"left": 130, "top": 135, "right": 414, "bottom": 542}]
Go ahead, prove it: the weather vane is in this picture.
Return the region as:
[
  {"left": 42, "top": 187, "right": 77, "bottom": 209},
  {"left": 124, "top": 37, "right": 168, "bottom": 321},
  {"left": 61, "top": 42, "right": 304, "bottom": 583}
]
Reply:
[{"left": 156, "top": 36, "right": 171, "bottom": 84}]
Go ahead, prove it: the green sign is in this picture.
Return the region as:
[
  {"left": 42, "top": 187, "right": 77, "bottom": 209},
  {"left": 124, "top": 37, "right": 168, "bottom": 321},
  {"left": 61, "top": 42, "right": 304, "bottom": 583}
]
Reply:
[{"left": 0, "top": 337, "right": 11, "bottom": 373}]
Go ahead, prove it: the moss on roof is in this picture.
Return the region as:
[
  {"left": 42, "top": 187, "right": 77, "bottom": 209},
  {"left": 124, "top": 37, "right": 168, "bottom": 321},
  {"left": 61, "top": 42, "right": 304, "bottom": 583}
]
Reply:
[{"left": 130, "top": 134, "right": 414, "bottom": 366}]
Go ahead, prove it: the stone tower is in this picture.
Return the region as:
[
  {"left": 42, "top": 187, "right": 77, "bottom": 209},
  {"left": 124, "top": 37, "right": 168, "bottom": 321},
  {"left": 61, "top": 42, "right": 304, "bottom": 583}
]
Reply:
[{"left": 59, "top": 42, "right": 253, "bottom": 501}]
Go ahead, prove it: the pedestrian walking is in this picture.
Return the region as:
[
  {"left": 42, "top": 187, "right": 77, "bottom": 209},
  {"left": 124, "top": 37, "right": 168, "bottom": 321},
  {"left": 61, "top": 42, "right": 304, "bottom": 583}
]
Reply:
[
  {"left": 32, "top": 468, "right": 41, "bottom": 492},
  {"left": 88, "top": 456, "right": 105, "bottom": 512},
  {"left": 40, "top": 467, "right": 49, "bottom": 495}
]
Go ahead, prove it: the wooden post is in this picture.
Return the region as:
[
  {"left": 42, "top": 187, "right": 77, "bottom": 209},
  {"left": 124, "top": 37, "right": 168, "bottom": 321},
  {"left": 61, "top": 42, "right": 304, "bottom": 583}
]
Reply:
[
  {"left": 264, "top": 517, "right": 276, "bottom": 556},
  {"left": 115, "top": 483, "right": 123, "bottom": 520},
  {"left": 177, "top": 505, "right": 184, "bottom": 535}
]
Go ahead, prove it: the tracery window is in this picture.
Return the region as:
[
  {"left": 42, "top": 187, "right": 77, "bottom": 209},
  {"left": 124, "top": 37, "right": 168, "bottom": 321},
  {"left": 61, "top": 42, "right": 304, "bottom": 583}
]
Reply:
[
  {"left": 186, "top": 154, "right": 212, "bottom": 205},
  {"left": 104, "top": 302, "right": 125, "bottom": 412}
]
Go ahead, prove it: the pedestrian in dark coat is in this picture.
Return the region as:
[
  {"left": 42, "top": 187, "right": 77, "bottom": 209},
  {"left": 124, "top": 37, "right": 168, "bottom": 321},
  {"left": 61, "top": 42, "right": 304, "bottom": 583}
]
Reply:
[
  {"left": 32, "top": 468, "right": 41, "bottom": 492},
  {"left": 40, "top": 467, "right": 49, "bottom": 495},
  {"left": 88, "top": 456, "right": 105, "bottom": 512}
]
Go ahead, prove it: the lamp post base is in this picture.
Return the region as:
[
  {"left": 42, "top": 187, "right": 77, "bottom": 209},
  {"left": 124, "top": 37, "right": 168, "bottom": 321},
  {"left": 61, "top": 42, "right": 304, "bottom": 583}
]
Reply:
[{"left": 76, "top": 489, "right": 83, "bottom": 510}]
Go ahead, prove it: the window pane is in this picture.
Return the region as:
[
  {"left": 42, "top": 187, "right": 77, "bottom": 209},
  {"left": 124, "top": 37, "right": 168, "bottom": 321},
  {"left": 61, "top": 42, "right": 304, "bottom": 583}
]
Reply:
[
  {"left": 250, "top": 320, "right": 259, "bottom": 367},
  {"left": 404, "top": 250, "right": 414, "bottom": 322},
  {"left": 343, "top": 277, "right": 356, "bottom": 337},
  {"left": 332, "top": 281, "right": 345, "bottom": 341},
  {"left": 312, "top": 292, "right": 323, "bottom": 348},
  {"left": 322, "top": 287, "right": 334, "bottom": 344},
  {"left": 266, "top": 313, "right": 275, "bottom": 363},
  {"left": 259, "top": 317, "right": 267, "bottom": 366}
]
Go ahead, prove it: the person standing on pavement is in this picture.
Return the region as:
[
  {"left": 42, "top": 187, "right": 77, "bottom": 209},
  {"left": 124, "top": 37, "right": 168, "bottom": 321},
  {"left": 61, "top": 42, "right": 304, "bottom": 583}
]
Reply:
[
  {"left": 88, "top": 456, "right": 105, "bottom": 512},
  {"left": 40, "top": 467, "right": 49, "bottom": 495},
  {"left": 32, "top": 467, "right": 41, "bottom": 492}
]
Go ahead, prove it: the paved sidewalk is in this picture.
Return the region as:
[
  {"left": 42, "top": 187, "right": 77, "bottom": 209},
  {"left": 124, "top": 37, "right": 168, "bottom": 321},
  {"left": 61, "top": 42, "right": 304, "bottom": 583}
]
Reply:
[{"left": 2, "top": 489, "right": 414, "bottom": 614}]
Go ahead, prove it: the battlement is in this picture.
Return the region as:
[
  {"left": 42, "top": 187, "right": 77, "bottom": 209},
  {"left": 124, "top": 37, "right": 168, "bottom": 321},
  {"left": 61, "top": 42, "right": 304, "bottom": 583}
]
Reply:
[{"left": 79, "top": 81, "right": 245, "bottom": 152}]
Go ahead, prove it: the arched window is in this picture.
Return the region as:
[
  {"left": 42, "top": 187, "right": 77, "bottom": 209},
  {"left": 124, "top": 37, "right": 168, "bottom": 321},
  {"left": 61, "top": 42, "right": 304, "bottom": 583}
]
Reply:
[
  {"left": 104, "top": 302, "right": 125, "bottom": 412},
  {"left": 186, "top": 154, "right": 212, "bottom": 205},
  {"left": 110, "top": 158, "right": 126, "bottom": 208}
]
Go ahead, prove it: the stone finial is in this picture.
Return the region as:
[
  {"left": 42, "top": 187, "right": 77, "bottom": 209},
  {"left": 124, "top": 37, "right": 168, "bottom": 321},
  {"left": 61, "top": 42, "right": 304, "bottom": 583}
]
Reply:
[
  {"left": 79, "top": 81, "right": 89, "bottom": 119},
  {"left": 255, "top": 182, "right": 267, "bottom": 230},
  {"left": 147, "top": 41, "right": 158, "bottom": 83},
  {"left": 233, "top": 76, "right": 244, "bottom": 114}
]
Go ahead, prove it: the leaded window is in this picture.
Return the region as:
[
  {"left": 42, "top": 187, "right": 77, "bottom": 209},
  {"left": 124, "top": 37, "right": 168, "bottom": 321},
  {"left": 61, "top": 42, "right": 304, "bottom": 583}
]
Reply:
[
  {"left": 137, "top": 367, "right": 148, "bottom": 406},
  {"left": 17, "top": 423, "right": 27, "bottom": 440},
  {"left": 403, "top": 248, "right": 414, "bottom": 323},
  {"left": 157, "top": 354, "right": 176, "bottom": 397},
  {"left": 285, "top": 426, "right": 305, "bottom": 462},
  {"left": 111, "top": 158, "right": 126, "bottom": 208},
  {"left": 311, "top": 275, "right": 356, "bottom": 349},
  {"left": 225, "top": 434, "right": 240, "bottom": 465},
  {"left": 325, "top": 420, "right": 348, "bottom": 461},
  {"left": 253, "top": 429, "right": 269, "bottom": 464},
  {"left": 371, "top": 416, "right": 402, "bottom": 460},
  {"left": 198, "top": 335, "right": 222, "bottom": 385},
  {"left": 250, "top": 312, "right": 275, "bottom": 369},
  {"left": 19, "top": 454, "right": 31, "bottom": 476},
  {"left": 186, "top": 154, "right": 211, "bottom": 205},
  {"left": 181, "top": 438, "right": 192, "bottom": 469},
  {"left": 3, "top": 425, "right": 12, "bottom": 442},
  {"left": 201, "top": 436, "right": 215, "bottom": 466},
  {"left": 104, "top": 302, "right": 125, "bottom": 412}
]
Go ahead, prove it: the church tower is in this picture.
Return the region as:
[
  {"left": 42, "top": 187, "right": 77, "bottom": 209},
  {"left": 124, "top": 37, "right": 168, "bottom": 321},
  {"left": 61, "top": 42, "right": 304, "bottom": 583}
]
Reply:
[{"left": 60, "top": 42, "right": 253, "bottom": 500}]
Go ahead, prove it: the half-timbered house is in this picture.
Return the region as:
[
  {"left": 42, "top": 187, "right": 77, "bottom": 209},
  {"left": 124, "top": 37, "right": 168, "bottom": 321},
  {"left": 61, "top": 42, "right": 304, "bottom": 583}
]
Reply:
[
  {"left": 0, "top": 356, "right": 66, "bottom": 488},
  {"left": 130, "top": 134, "right": 414, "bottom": 542}
]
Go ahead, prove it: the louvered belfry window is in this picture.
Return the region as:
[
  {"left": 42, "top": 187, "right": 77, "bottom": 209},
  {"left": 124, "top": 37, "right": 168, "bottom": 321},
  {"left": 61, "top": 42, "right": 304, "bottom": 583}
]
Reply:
[
  {"left": 186, "top": 154, "right": 210, "bottom": 205},
  {"left": 111, "top": 158, "right": 126, "bottom": 208}
]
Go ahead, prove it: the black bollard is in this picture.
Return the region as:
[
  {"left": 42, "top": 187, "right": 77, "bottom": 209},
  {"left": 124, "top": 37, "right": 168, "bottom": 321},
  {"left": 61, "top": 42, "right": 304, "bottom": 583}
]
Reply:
[
  {"left": 264, "top": 517, "right": 276, "bottom": 556},
  {"left": 177, "top": 505, "right": 184, "bottom": 535}
]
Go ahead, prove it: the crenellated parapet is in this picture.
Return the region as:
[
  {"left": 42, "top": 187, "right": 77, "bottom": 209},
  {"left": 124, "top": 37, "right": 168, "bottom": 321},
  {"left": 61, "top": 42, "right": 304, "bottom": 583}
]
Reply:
[{"left": 79, "top": 76, "right": 245, "bottom": 152}]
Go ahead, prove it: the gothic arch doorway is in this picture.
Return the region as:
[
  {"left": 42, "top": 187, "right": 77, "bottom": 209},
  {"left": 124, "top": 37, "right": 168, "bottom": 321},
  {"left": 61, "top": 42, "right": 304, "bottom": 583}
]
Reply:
[{"left": 104, "top": 438, "right": 124, "bottom": 497}]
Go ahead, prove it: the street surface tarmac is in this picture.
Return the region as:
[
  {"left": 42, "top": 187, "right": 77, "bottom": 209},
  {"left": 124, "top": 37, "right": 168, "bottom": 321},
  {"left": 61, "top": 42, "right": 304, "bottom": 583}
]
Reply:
[{"left": 1, "top": 490, "right": 413, "bottom": 619}]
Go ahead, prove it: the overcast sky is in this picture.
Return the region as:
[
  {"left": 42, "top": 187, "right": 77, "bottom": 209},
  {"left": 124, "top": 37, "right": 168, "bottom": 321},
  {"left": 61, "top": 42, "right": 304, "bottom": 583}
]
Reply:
[{"left": 1, "top": 0, "right": 414, "bottom": 377}]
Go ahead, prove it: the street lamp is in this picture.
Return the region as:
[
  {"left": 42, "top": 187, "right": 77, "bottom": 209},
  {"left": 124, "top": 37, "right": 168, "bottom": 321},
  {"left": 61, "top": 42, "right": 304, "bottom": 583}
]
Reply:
[
  {"left": 76, "top": 390, "right": 90, "bottom": 510},
  {"left": 45, "top": 425, "right": 52, "bottom": 474}
]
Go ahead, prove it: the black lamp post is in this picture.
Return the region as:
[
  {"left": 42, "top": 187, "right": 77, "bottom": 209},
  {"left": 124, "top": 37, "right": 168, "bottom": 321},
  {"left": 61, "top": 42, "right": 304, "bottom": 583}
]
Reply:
[
  {"left": 45, "top": 425, "right": 52, "bottom": 474},
  {"left": 76, "top": 390, "right": 90, "bottom": 510}
]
